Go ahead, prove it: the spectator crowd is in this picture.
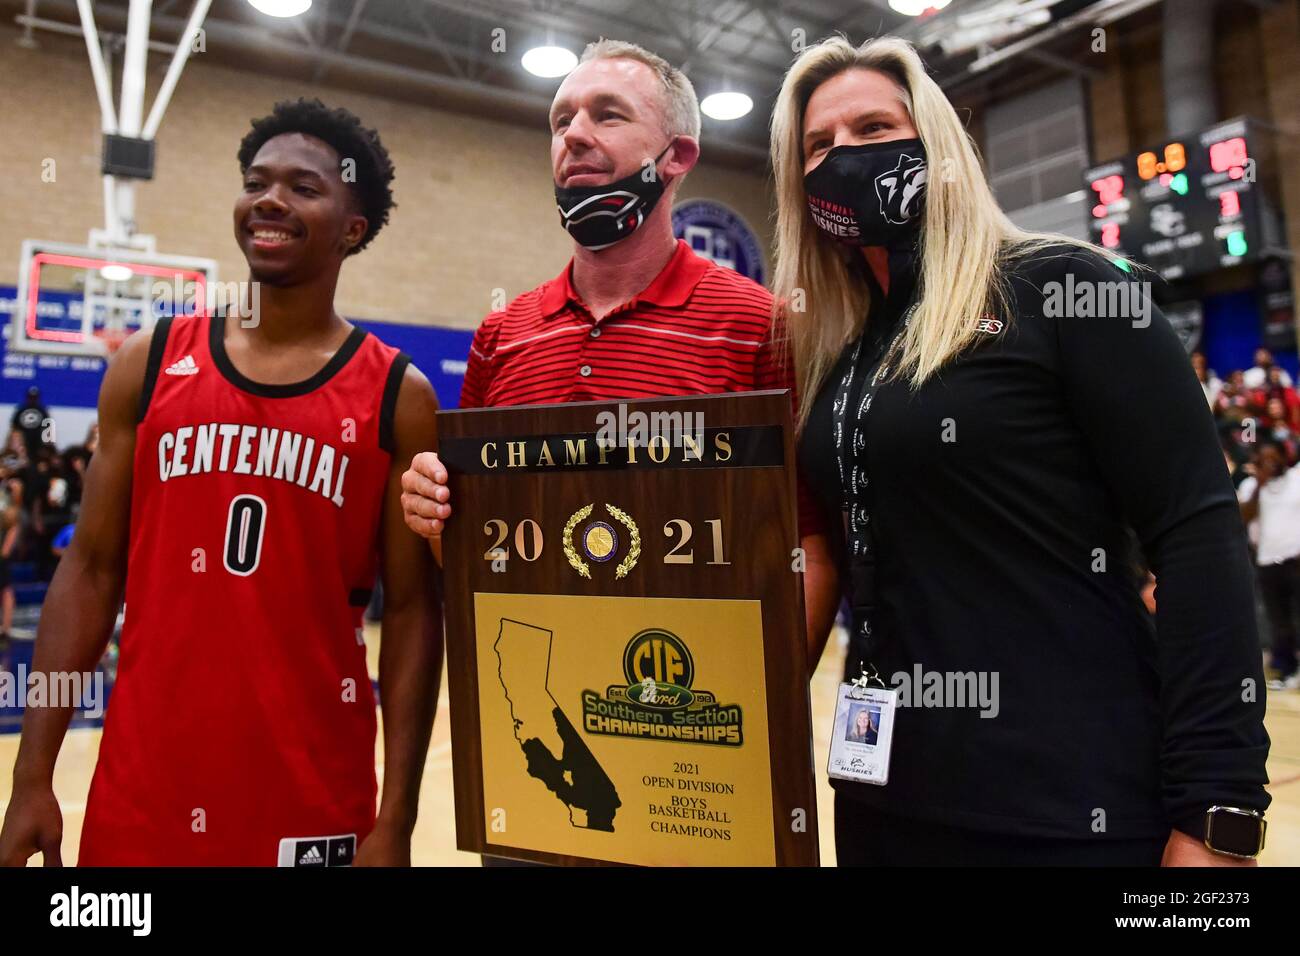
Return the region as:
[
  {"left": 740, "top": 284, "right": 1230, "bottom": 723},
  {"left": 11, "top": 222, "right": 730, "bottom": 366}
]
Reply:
[
  {"left": 1199, "top": 346, "right": 1300, "bottom": 691},
  {"left": 0, "top": 386, "right": 93, "bottom": 646}
]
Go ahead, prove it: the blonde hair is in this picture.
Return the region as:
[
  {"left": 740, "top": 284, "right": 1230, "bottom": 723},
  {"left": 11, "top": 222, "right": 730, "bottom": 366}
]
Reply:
[
  {"left": 771, "top": 35, "right": 1116, "bottom": 431},
  {"left": 580, "top": 39, "right": 701, "bottom": 141}
]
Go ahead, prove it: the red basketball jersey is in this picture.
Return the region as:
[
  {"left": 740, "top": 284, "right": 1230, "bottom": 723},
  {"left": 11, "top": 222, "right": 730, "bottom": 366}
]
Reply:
[{"left": 80, "top": 314, "right": 408, "bottom": 866}]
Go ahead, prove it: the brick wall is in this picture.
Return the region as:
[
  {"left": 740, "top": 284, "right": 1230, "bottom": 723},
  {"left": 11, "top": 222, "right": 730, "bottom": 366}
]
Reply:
[{"left": 0, "top": 23, "right": 774, "bottom": 331}]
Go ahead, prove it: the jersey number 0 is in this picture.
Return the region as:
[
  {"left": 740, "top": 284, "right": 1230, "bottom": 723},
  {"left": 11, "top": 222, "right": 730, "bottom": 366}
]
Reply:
[{"left": 224, "top": 494, "right": 267, "bottom": 576}]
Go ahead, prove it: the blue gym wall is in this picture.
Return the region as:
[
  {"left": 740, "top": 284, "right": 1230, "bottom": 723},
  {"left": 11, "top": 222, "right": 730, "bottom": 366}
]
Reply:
[
  {"left": 1200, "top": 288, "right": 1298, "bottom": 379},
  {"left": 0, "top": 285, "right": 474, "bottom": 448}
]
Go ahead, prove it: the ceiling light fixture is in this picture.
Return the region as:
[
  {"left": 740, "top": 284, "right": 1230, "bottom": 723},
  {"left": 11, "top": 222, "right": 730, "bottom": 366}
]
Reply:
[
  {"left": 522, "top": 45, "right": 578, "bottom": 78},
  {"left": 889, "top": 0, "right": 952, "bottom": 15},
  {"left": 700, "top": 90, "right": 753, "bottom": 121},
  {"left": 247, "top": 0, "right": 313, "bottom": 18}
]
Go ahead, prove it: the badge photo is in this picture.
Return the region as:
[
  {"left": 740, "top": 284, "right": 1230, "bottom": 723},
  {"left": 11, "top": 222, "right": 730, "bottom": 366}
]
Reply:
[{"left": 827, "top": 682, "right": 897, "bottom": 786}]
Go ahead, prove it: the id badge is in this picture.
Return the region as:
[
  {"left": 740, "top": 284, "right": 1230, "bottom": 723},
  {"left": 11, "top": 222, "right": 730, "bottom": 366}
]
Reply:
[{"left": 827, "top": 682, "right": 897, "bottom": 786}]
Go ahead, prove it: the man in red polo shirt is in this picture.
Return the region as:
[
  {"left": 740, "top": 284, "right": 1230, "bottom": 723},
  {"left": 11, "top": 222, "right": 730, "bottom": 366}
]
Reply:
[{"left": 401, "top": 39, "right": 836, "bottom": 653}]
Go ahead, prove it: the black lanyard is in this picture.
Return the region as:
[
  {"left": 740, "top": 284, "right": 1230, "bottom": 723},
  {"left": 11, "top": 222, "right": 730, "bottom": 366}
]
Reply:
[{"left": 832, "top": 303, "right": 915, "bottom": 654}]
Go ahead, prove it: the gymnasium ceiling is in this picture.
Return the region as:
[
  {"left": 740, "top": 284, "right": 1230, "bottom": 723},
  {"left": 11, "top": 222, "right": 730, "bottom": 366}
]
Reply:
[{"left": 8, "top": 0, "right": 1165, "bottom": 165}]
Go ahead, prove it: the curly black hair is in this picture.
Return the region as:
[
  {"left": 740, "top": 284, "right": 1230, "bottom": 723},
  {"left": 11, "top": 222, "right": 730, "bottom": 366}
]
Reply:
[{"left": 237, "top": 98, "right": 395, "bottom": 255}]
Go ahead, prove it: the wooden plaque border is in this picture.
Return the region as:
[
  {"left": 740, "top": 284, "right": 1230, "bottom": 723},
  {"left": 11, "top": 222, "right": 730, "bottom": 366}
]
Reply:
[{"left": 436, "top": 390, "right": 818, "bottom": 866}]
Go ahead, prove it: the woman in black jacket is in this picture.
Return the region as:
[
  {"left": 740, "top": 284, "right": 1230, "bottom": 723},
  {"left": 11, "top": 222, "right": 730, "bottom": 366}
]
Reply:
[{"left": 771, "top": 35, "right": 1270, "bottom": 866}]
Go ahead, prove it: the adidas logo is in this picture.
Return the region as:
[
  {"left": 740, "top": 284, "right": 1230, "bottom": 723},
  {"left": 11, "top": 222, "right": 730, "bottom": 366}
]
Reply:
[
  {"left": 298, "top": 845, "right": 324, "bottom": 865},
  {"left": 279, "top": 834, "right": 354, "bottom": 867},
  {"left": 165, "top": 354, "right": 199, "bottom": 376}
]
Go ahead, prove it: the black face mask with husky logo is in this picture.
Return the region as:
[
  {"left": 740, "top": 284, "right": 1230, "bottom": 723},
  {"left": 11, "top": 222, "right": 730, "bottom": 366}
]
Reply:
[
  {"left": 803, "top": 139, "right": 927, "bottom": 249},
  {"left": 555, "top": 143, "right": 674, "bottom": 250}
]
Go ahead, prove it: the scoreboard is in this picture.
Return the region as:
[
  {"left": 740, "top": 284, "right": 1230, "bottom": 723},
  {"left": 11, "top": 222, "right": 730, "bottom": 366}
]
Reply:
[{"left": 1084, "top": 118, "right": 1266, "bottom": 281}]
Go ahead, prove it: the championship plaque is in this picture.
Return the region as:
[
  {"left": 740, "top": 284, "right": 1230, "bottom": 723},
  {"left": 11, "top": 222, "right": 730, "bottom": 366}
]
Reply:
[{"left": 436, "top": 391, "right": 818, "bottom": 866}]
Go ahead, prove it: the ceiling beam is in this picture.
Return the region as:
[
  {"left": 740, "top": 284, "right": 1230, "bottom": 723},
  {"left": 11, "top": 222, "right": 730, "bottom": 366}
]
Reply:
[
  {"left": 313, "top": 0, "right": 367, "bottom": 83},
  {"left": 415, "top": 0, "right": 793, "bottom": 88},
  {"left": 404, "top": 0, "right": 469, "bottom": 79},
  {"left": 1022, "top": 46, "right": 1102, "bottom": 78},
  {"left": 27, "top": 0, "right": 773, "bottom": 166}
]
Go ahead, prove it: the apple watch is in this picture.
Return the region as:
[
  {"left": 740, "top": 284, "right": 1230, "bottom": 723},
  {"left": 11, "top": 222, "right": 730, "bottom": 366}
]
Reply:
[{"left": 1195, "top": 806, "right": 1267, "bottom": 859}]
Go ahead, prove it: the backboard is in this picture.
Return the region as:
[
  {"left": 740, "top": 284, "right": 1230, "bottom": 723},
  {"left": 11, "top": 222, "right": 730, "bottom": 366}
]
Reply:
[{"left": 13, "top": 239, "right": 219, "bottom": 357}]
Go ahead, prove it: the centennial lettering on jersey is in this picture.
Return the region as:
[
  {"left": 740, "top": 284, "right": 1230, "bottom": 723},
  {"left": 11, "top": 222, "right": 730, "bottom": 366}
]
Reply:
[{"left": 154, "top": 423, "right": 351, "bottom": 507}]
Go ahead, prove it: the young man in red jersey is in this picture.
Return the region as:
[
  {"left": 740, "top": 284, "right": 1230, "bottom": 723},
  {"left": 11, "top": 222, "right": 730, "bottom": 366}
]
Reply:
[{"left": 0, "top": 100, "right": 442, "bottom": 867}]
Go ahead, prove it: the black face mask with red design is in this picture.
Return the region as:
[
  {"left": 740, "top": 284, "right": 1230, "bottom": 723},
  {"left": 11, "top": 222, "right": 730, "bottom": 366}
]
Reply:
[
  {"left": 803, "top": 138, "right": 928, "bottom": 249},
  {"left": 554, "top": 143, "right": 673, "bottom": 251}
]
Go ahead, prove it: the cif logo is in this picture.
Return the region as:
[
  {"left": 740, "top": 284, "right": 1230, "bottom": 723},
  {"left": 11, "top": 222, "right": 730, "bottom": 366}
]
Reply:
[{"left": 622, "top": 628, "right": 695, "bottom": 709}]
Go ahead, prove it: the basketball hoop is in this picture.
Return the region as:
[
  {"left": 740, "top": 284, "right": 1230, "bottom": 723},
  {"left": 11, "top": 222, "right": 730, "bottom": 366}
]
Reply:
[{"left": 13, "top": 240, "right": 216, "bottom": 359}]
